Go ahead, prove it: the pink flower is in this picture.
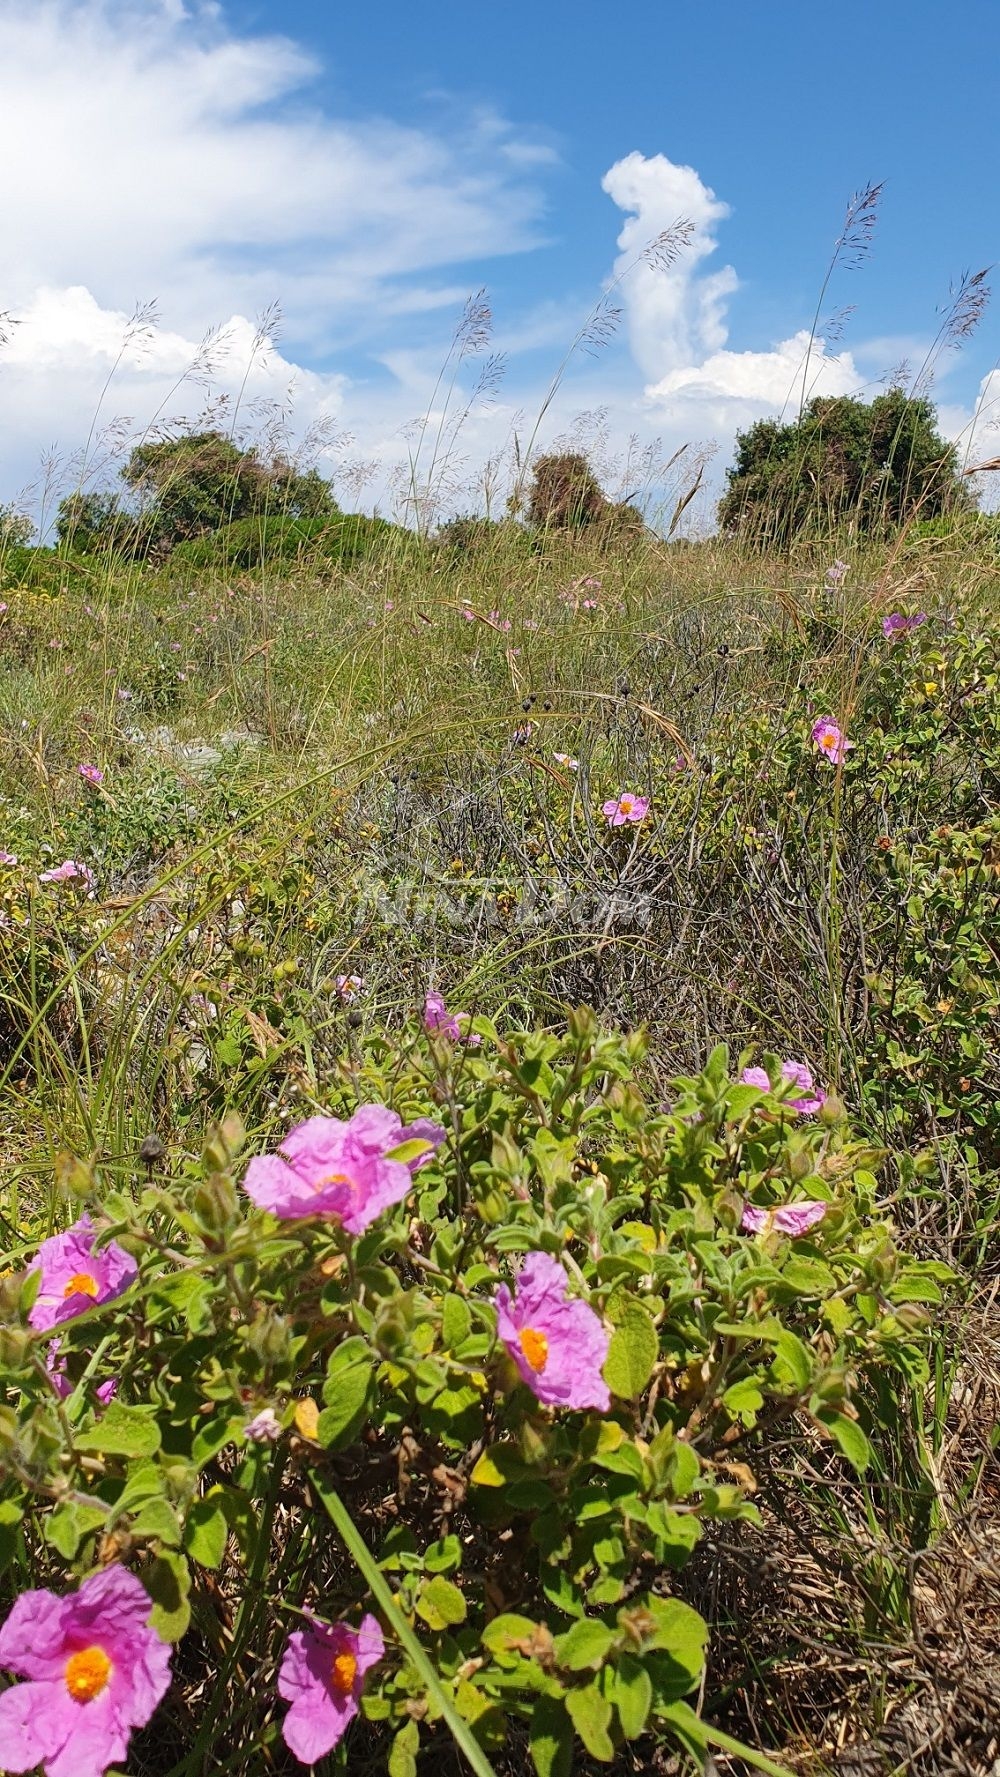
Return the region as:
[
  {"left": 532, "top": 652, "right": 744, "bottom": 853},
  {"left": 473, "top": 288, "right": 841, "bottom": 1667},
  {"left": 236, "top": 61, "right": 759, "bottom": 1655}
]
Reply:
[
  {"left": 38, "top": 859, "right": 95, "bottom": 888},
  {"left": 581, "top": 597, "right": 598, "bottom": 610},
  {"left": 495, "top": 1252, "right": 610, "bottom": 1411},
  {"left": 423, "top": 990, "right": 481, "bottom": 1045},
  {"left": 0, "top": 1566, "right": 172, "bottom": 1777},
  {"left": 553, "top": 752, "right": 579, "bottom": 771},
  {"left": 242, "top": 1106, "right": 445, "bottom": 1229},
  {"left": 825, "top": 559, "right": 849, "bottom": 586},
  {"left": 741, "top": 1200, "right": 828, "bottom": 1237},
  {"left": 28, "top": 1215, "right": 138, "bottom": 1332},
  {"left": 811, "top": 718, "right": 853, "bottom": 765},
  {"left": 278, "top": 1612, "right": 384, "bottom": 1765},
  {"left": 780, "top": 1060, "right": 826, "bottom": 1114},
  {"left": 243, "top": 1407, "right": 282, "bottom": 1443},
  {"left": 602, "top": 792, "right": 650, "bottom": 827},
  {"left": 461, "top": 606, "right": 475, "bottom": 621},
  {"left": 488, "top": 610, "right": 512, "bottom": 631},
  {"left": 0, "top": 850, "right": 17, "bottom": 866},
  {"left": 739, "top": 1066, "right": 771, "bottom": 1092},
  {"left": 77, "top": 764, "right": 104, "bottom": 786},
  {"left": 882, "top": 611, "right": 928, "bottom": 638},
  {"left": 334, "top": 974, "right": 363, "bottom": 1004},
  {"left": 739, "top": 1061, "right": 825, "bottom": 1115}
]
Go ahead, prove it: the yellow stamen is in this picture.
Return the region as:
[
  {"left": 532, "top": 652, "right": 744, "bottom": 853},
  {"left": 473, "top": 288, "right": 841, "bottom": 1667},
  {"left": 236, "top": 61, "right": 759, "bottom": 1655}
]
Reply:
[
  {"left": 63, "top": 1272, "right": 99, "bottom": 1299},
  {"left": 331, "top": 1649, "right": 357, "bottom": 1694},
  {"left": 65, "top": 1646, "right": 112, "bottom": 1702},
  {"left": 518, "top": 1327, "right": 549, "bottom": 1373},
  {"left": 315, "top": 1171, "right": 352, "bottom": 1194}
]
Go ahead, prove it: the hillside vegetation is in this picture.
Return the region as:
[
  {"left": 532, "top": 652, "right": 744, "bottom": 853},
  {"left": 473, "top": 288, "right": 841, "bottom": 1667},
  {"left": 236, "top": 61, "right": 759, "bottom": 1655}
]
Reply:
[{"left": 1, "top": 456, "right": 1000, "bottom": 1777}]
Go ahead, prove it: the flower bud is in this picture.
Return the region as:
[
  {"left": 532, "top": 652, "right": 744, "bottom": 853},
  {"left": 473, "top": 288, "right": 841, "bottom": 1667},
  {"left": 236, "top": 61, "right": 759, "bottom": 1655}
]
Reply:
[{"left": 193, "top": 1171, "right": 240, "bottom": 1233}]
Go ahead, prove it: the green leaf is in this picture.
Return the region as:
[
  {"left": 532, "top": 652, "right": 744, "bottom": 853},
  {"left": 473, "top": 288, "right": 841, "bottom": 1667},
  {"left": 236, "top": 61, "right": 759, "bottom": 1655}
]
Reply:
[
  {"left": 780, "top": 1256, "right": 836, "bottom": 1295},
  {"left": 44, "top": 1499, "right": 108, "bottom": 1559},
  {"left": 819, "top": 1410, "right": 873, "bottom": 1473},
  {"left": 611, "top": 1654, "right": 652, "bottom": 1739},
  {"left": 415, "top": 1575, "right": 467, "bottom": 1630},
  {"left": 530, "top": 1694, "right": 574, "bottom": 1777},
  {"left": 388, "top": 1718, "right": 420, "bottom": 1777},
  {"left": 0, "top": 1501, "right": 24, "bottom": 1573},
  {"left": 772, "top": 1329, "right": 813, "bottom": 1390},
  {"left": 192, "top": 1414, "right": 243, "bottom": 1468},
  {"left": 129, "top": 1497, "right": 183, "bottom": 1546},
  {"left": 442, "top": 1292, "right": 472, "bottom": 1349},
  {"left": 424, "top": 1534, "right": 462, "bottom": 1574},
  {"left": 184, "top": 1494, "right": 229, "bottom": 1569},
  {"left": 603, "top": 1304, "right": 658, "bottom": 1399},
  {"left": 565, "top": 1681, "right": 615, "bottom": 1761},
  {"left": 722, "top": 1378, "right": 764, "bottom": 1425},
  {"left": 554, "top": 1618, "right": 615, "bottom": 1672},
  {"left": 143, "top": 1549, "right": 192, "bottom": 1642},
  {"left": 385, "top": 1138, "right": 435, "bottom": 1167},
  {"left": 318, "top": 1335, "right": 373, "bottom": 1449},
  {"left": 482, "top": 1612, "right": 541, "bottom": 1655},
  {"left": 75, "top": 1402, "right": 161, "bottom": 1458}
]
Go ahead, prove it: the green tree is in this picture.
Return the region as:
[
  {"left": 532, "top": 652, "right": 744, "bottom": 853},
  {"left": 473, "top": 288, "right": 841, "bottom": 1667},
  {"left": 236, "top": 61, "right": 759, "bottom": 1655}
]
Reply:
[
  {"left": 55, "top": 431, "right": 340, "bottom": 559},
  {"left": 122, "top": 431, "right": 338, "bottom": 553},
  {"left": 718, "top": 388, "right": 970, "bottom": 544}
]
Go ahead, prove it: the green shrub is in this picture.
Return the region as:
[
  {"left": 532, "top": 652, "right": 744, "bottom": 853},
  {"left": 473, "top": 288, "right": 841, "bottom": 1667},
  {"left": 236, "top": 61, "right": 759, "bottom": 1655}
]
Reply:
[{"left": 0, "top": 1014, "right": 942, "bottom": 1773}]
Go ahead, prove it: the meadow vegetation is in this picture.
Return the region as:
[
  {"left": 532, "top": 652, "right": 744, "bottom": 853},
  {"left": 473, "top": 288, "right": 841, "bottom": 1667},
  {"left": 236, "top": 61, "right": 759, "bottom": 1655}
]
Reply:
[{"left": 1, "top": 320, "right": 1000, "bottom": 1775}]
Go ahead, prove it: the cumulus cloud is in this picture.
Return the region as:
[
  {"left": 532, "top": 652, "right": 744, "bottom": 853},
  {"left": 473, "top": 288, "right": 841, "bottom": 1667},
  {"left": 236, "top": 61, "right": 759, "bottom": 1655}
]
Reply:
[{"left": 601, "top": 151, "right": 861, "bottom": 430}]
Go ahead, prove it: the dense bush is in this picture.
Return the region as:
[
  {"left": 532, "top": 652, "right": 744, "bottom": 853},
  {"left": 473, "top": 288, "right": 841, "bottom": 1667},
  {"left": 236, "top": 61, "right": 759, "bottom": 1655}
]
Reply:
[
  {"left": 0, "top": 1013, "right": 943, "bottom": 1774},
  {"left": 55, "top": 431, "right": 340, "bottom": 560},
  {"left": 718, "top": 389, "right": 969, "bottom": 544}
]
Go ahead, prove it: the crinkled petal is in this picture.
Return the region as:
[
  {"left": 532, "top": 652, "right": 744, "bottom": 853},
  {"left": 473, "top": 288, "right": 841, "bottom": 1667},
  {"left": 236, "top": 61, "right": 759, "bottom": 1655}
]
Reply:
[
  {"left": 279, "top": 1116, "right": 350, "bottom": 1175},
  {"left": 741, "top": 1204, "right": 769, "bottom": 1234},
  {"left": 45, "top": 1688, "right": 127, "bottom": 1777},
  {"left": 533, "top": 1299, "right": 610, "bottom": 1410},
  {"left": 242, "top": 1153, "right": 323, "bottom": 1217},
  {"left": 354, "top": 1614, "right": 385, "bottom": 1678},
  {"left": 0, "top": 1586, "right": 72, "bottom": 1678},
  {"left": 401, "top": 1118, "right": 447, "bottom": 1170},
  {"left": 739, "top": 1067, "right": 771, "bottom": 1091},
  {"left": 773, "top": 1201, "right": 828, "bottom": 1236},
  {"left": 0, "top": 1677, "right": 74, "bottom": 1773},
  {"left": 338, "top": 1158, "right": 412, "bottom": 1234},
  {"left": 279, "top": 1628, "right": 358, "bottom": 1766}
]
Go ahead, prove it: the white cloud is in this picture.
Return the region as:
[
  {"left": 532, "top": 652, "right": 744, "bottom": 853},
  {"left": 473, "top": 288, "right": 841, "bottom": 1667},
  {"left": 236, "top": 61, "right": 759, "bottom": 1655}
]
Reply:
[
  {"left": 0, "top": 0, "right": 549, "bottom": 343},
  {"left": 601, "top": 151, "right": 862, "bottom": 437}
]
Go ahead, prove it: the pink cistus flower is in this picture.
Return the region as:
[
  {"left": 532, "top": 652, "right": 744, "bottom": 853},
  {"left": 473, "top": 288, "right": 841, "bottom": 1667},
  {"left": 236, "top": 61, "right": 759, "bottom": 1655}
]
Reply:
[
  {"left": 495, "top": 1251, "right": 610, "bottom": 1411},
  {"left": 423, "top": 990, "right": 481, "bottom": 1045},
  {"left": 602, "top": 792, "right": 649, "bottom": 827},
  {"left": 38, "top": 859, "right": 95, "bottom": 888},
  {"left": 488, "top": 610, "right": 512, "bottom": 632},
  {"left": 0, "top": 850, "right": 17, "bottom": 866},
  {"left": 278, "top": 1612, "right": 384, "bottom": 1765},
  {"left": 882, "top": 611, "right": 928, "bottom": 638},
  {"left": 77, "top": 763, "right": 104, "bottom": 786},
  {"left": 739, "top": 1061, "right": 825, "bottom": 1115},
  {"left": 0, "top": 1565, "right": 172, "bottom": 1777},
  {"left": 242, "top": 1105, "right": 445, "bottom": 1229},
  {"left": 742, "top": 1200, "right": 828, "bottom": 1237},
  {"left": 811, "top": 718, "right": 853, "bottom": 765},
  {"left": 553, "top": 752, "right": 579, "bottom": 771},
  {"left": 334, "top": 973, "right": 363, "bottom": 1004},
  {"left": 779, "top": 1060, "right": 826, "bottom": 1114},
  {"left": 28, "top": 1214, "right": 138, "bottom": 1332}
]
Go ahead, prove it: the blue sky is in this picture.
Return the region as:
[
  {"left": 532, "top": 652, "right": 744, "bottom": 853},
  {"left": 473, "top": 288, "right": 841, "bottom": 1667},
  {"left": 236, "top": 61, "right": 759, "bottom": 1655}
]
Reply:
[{"left": 1, "top": 0, "right": 998, "bottom": 526}]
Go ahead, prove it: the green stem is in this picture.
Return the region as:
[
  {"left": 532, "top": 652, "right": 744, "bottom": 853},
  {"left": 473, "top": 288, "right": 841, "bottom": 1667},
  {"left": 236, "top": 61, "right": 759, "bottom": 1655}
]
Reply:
[
  {"left": 661, "top": 1699, "right": 795, "bottom": 1777},
  {"left": 312, "top": 1472, "right": 496, "bottom": 1777}
]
